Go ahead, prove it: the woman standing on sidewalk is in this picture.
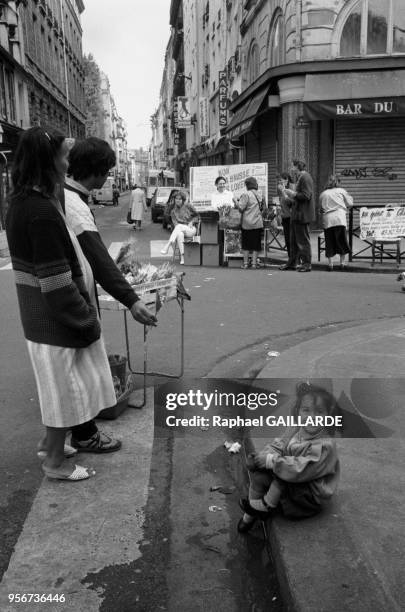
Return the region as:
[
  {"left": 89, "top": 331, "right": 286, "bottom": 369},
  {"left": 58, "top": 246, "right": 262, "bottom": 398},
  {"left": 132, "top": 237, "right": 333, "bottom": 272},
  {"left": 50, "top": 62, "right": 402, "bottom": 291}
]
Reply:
[
  {"left": 234, "top": 177, "right": 264, "bottom": 269},
  {"left": 320, "top": 176, "right": 353, "bottom": 270},
  {"left": 129, "top": 184, "right": 148, "bottom": 230},
  {"left": 6, "top": 127, "right": 116, "bottom": 481}
]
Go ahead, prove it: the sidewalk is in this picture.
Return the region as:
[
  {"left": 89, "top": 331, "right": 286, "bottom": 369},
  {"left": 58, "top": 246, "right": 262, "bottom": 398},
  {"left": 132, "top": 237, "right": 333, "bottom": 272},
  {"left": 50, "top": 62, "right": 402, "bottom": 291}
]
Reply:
[
  {"left": 247, "top": 317, "right": 405, "bottom": 611},
  {"left": 263, "top": 230, "right": 403, "bottom": 274}
]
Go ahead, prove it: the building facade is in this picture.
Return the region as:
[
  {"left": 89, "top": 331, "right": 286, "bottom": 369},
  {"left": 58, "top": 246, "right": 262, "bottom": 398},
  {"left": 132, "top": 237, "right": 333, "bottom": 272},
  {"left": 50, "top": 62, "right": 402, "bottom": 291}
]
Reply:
[
  {"left": 0, "top": 0, "right": 30, "bottom": 239},
  {"left": 228, "top": 0, "right": 405, "bottom": 207},
  {"left": 20, "top": 0, "right": 86, "bottom": 138},
  {"left": 161, "top": 0, "right": 405, "bottom": 207}
]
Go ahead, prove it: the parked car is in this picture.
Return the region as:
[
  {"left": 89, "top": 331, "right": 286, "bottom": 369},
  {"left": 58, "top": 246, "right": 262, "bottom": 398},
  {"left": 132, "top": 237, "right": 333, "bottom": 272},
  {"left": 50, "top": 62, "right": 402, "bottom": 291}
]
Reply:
[
  {"left": 92, "top": 176, "right": 116, "bottom": 205},
  {"left": 162, "top": 187, "right": 190, "bottom": 230},
  {"left": 150, "top": 187, "right": 173, "bottom": 222}
]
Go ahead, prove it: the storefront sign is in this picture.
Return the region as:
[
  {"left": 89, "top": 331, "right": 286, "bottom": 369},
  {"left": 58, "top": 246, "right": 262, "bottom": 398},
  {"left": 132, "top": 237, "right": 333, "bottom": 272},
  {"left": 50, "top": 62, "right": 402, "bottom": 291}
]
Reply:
[
  {"left": 305, "top": 97, "right": 405, "bottom": 120},
  {"left": 190, "top": 163, "right": 268, "bottom": 210},
  {"left": 177, "top": 97, "right": 191, "bottom": 128},
  {"left": 174, "top": 129, "right": 180, "bottom": 145},
  {"left": 218, "top": 70, "right": 228, "bottom": 127},
  {"left": 199, "top": 97, "right": 209, "bottom": 139},
  {"left": 360, "top": 206, "right": 405, "bottom": 240}
]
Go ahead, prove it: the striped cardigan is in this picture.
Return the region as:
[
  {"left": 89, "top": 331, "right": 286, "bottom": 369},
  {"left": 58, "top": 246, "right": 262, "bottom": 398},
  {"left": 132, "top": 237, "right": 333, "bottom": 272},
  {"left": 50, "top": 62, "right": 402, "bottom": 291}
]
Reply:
[{"left": 5, "top": 190, "right": 101, "bottom": 348}]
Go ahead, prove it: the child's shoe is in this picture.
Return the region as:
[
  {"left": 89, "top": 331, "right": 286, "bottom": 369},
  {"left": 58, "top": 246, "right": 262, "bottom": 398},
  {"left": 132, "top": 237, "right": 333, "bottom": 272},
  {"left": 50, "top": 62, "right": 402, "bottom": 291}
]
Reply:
[
  {"left": 237, "top": 516, "right": 256, "bottom": 533},
  {"left": 239, "top": 497, "right": 274, "bottom": 520}
]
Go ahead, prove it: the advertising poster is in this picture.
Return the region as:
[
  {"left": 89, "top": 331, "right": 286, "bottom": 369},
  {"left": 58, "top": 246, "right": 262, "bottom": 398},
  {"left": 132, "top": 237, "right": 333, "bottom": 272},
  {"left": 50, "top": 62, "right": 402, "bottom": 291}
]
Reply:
[
  {"left": 199, "top": 97, "right": 209, "bottom": 138},
  {"left": 360, "top": 206, "right": 405, "bottom": 239},
  {"left": 190, "top": 163, "right": 268, "bottom": 210},
  {"left": 177, "top": 96, "right": 191, "bottom": 128}
]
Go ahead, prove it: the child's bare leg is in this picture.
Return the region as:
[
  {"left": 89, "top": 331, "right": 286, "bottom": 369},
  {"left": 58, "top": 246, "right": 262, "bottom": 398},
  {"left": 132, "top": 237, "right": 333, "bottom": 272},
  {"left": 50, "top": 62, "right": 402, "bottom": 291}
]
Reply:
[{"left": 249, "top": 479, "right": 283, "bottom": 512}]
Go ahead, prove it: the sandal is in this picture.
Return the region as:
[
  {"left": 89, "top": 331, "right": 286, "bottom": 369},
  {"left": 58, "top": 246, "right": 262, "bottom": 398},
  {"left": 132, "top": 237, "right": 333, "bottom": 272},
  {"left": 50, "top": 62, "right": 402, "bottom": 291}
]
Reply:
[
  {"left": 42, "top": 464, "right": 96, "bottom": 481},
  {"left": 37, "top": 443, "right": 77, "bottom": 460},
  {"left": 71, "top": 431, "right": 122, "bottom": 453},
  {"left": 251, "top": 263, "right": 262, "bottom": 269}
]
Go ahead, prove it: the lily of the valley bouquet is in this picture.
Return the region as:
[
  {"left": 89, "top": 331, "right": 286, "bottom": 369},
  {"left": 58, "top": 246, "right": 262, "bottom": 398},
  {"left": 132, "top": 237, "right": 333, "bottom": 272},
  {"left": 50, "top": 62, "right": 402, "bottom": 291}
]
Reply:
[
  {"left": 115, "top": 242, "right": 190, "bottom": 304},
  {"left": 217, "top": 204, "right": 242, "bottom": 230}
]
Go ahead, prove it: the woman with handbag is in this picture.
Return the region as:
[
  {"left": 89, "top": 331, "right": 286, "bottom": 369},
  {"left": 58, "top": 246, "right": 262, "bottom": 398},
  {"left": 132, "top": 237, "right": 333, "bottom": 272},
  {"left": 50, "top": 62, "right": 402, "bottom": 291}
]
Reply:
[
  {"left": 234, "top": 177, "right": 264, "bottom": 269},
  {"left": 319, "top": 176, "right": 353, "bottom": 270}
]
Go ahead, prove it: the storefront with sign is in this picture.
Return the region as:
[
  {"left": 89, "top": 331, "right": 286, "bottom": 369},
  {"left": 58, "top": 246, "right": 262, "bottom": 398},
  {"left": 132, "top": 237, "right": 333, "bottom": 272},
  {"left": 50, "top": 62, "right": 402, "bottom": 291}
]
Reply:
[
  {"left": 303, "top": 70, "right": 405, "bottom": 207},
  {"left": 226, "top": 87, "right": 279, "bottom": 205}
]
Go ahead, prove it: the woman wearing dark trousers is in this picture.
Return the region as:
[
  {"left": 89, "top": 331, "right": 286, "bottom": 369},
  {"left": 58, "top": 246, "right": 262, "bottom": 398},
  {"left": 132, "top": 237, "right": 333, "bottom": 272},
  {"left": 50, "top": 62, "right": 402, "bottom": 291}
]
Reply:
[{"left": 277, "top": 173, "right": 293, "bottom": 264}]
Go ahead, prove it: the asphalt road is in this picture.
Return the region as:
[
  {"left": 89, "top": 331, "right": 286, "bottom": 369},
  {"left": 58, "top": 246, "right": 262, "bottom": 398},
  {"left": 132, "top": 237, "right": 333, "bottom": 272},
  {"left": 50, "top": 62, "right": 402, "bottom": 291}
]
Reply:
[{"left": 1, "top": 193, "right": 404, "bottom": 610}]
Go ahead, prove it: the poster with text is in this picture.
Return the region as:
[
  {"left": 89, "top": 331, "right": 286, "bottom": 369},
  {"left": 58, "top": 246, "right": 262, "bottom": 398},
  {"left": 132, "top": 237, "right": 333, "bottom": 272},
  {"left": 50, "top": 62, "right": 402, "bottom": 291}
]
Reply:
[
  {"left": 190, "top": 163, "right": 268, "bottom": 210},
  {"left": 360, "top": 206, "right": 405, "bottom": 240}
]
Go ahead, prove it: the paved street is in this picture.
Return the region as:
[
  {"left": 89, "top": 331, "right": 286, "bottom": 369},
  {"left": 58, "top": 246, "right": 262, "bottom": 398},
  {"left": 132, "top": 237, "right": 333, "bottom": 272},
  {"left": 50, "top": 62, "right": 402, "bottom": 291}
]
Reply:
[{"left": 0, "top": 193, "right": 404, "bottom": 611}]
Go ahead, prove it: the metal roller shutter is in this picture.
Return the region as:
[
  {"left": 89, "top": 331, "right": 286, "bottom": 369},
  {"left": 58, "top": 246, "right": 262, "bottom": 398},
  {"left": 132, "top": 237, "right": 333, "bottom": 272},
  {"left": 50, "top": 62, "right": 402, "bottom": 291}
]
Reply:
[
  {"left": 335, "top": 118, "right": 405, "bottom": 206},
  {"left": 258, "top": 113, "right": 278, "bottom": 205},
  {"left": 245, "top": 131, "right": 260, "bottom": 163}
]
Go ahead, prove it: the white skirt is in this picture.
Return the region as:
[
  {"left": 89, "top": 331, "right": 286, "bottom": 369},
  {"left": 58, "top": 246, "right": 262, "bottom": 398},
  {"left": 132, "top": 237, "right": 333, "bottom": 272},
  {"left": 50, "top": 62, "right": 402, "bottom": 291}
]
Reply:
[
  {"left": 27, "top": 338, "right": 116, "bottom": 428},
  {"left": 26, "top": 222, "right": 116, "bottom": 428}
]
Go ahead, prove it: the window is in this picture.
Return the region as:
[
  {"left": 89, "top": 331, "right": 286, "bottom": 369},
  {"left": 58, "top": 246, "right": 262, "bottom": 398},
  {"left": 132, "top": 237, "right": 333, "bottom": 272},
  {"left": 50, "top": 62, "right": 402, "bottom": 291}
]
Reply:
[
  {"left": 6, "top": 70, "right": 16, "bottom": 122},
  {"left": 271, "top": 13, "right": 285, "bottom": 66},
  {"left": 248, "top": 43, "right": 259, "bottom": 84},
  {"left": 0, "top": 65, "right": 6, "bottom": 118},
  {"left": 340, "top": 0, "right": 405, "bottom": 56}
]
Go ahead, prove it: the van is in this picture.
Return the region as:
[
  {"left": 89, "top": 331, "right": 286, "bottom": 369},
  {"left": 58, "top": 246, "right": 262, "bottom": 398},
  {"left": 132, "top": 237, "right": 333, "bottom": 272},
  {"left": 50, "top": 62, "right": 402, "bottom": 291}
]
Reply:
[{"left": 92, "top": 176, "right": 115, "bottom": 205}]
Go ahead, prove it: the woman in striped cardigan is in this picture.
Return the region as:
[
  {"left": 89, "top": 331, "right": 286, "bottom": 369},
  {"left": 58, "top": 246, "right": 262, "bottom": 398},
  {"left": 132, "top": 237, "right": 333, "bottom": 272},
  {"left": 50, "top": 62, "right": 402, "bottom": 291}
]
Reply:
[{"left": 6, "top": 127, "right": 115, "bottom": 481}]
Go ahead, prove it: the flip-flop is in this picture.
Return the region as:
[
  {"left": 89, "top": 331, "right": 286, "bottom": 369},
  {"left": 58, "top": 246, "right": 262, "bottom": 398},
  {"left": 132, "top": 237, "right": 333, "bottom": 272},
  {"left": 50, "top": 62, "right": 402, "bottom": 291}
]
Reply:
[
  {"left": 37, "top": 444, "right": 78, "bottom": 460},
  {"left": 42, "top": 464, "right": 96, "bottom": 481}
]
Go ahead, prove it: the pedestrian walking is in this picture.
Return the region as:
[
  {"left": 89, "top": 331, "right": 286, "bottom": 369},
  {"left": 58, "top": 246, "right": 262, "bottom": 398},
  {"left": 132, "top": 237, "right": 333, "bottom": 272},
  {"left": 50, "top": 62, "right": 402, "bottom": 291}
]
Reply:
[
  {"left": 277, "top": 172, "right": 293, "bottom": 261},
  {"left": 160, "top": 190, "right": 199, "bottom": 265},
  {"left": 64, "top": 137, "right": 157, "bottom": 454},
  {"left": 234, "top": 176, "right": 264, "bottom": 269},
  {"left": 5, "top": 127, "right": 110, "bottom": 481},
  {"left": 237, "top": 382, "right": 340, "bottom": 533},
  {"left": 129, "top": 183, "right": 147, "bottom": 230},
  {"left": 112, "top": 183, "right": 120, "bottom": 206},
  {"left": 319, "top": 176, "right": 353, "bottom": 270},
  {"left": 280, "top": 160, "right": 315, "bottom": 272}
]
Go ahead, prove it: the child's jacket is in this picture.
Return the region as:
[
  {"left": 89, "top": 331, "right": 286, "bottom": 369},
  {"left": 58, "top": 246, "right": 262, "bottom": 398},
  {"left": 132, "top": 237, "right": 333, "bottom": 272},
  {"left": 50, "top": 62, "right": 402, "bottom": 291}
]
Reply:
[{"left": 264, "top": 429, "right": 340, "bottom": 502}]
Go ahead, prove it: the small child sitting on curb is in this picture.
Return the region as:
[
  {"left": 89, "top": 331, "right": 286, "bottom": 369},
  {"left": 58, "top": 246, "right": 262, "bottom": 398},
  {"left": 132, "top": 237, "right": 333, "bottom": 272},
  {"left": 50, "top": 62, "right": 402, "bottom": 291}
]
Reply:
[{"left": 238, "top": 383, "right": 340, "bottom": 533}]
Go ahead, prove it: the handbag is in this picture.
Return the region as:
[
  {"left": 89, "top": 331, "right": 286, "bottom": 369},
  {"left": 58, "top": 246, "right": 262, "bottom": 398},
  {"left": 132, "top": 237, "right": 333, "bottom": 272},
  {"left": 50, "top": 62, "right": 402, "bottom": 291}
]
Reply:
[{"left": 127, "top": 211, "right": 133, "bottom": 224}]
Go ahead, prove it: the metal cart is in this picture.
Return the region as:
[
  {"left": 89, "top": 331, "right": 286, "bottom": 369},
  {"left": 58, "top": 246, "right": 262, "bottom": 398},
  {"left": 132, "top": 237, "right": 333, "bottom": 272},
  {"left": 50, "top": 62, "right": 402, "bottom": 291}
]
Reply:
[{"left": 99, "top": 275, "right": 187, "bottom": 410}]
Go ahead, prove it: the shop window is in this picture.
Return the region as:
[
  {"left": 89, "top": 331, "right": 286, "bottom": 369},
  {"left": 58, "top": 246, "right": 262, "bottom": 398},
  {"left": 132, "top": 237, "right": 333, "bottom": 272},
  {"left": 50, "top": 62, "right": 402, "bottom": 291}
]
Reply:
[
  {"left": 248, "top": 42, "right": 259, "bottom": 84},
  {"left": 268, "top": 11, "right": 285, "bottom": 67},
  {"left": 339, "top": 0, "right": 405, "bottom": 56}
]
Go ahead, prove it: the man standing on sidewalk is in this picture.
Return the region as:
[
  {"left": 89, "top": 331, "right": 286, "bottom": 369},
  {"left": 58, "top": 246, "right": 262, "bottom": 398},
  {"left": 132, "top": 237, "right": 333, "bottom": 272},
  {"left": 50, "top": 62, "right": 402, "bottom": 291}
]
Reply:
[
  {"left": 280, "top": 160, "right": 315, "bottom": 272},
  {"left": 63, "top": 137, "right": 157, "bottom": 453}
]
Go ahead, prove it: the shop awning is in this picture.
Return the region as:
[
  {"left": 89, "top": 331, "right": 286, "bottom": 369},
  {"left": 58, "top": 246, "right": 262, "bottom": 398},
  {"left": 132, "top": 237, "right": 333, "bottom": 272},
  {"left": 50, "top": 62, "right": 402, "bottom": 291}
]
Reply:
[
  {"left": 303, "top": 71, "right": 405, "bottom": 120},
  {"left": 226, "top": 87, "right": 268, "bottom": 139}
]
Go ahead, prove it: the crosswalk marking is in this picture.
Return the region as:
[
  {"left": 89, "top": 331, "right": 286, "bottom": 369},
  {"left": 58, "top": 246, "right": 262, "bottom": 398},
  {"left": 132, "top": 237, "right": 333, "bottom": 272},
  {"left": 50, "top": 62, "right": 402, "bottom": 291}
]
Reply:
[
  {"left": 0, "top": 262, "right": 11, "bottom": 270},
  {"left": 108, "top": 241, "right": 124, "bottom": 260}
]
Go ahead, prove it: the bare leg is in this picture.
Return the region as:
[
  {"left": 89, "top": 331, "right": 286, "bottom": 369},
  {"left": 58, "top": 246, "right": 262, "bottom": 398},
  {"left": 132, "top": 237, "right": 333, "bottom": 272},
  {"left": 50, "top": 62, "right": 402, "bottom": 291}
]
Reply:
[
  {"left": 242, "top": 249, "right": 249, "bottom": 266},
  {"left": 42, "top": 426, "right": 68, "bottom": 470}
]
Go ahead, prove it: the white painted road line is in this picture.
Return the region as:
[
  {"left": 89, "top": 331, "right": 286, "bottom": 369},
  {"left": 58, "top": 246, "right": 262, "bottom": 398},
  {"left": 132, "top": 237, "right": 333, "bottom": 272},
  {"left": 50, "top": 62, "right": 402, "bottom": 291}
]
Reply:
[
  {"left": 107, "top": 241, "right": 124, "bottom": 261},
  {"left": 0, "top": 262, "right": 11, "bottom": 270}
]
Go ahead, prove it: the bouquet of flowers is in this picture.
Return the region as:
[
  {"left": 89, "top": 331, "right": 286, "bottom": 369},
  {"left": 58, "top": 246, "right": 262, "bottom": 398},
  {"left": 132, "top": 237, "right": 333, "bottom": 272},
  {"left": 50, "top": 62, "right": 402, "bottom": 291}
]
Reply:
[{"left": 217, "top": 204, "right": 242, "bottom": 230}]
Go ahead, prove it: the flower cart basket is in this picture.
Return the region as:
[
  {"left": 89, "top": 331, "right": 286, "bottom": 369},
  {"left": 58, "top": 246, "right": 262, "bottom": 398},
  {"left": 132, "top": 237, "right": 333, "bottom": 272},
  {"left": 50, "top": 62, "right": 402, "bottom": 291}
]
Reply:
[{"left": 98, "top": 273, "right": 189, "bottom": 415}]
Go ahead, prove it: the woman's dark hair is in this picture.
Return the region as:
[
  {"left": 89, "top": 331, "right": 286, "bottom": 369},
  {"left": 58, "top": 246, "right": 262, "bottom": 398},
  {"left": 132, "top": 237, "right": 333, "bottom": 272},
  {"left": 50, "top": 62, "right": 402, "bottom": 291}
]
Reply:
[
  {"left": 215, "top": 176, "right": 227, "bottom": 186},
  {"left": 279, "top": 172, "right": 292, "bottom": 182},
  {"left": 326, "top": 175, "right": 340, "bottom": 190},
  {"left": 10, "top": 127, "right": 65, "bottom": 200},
  {"left": 292, "top": 382, "right": 337, "bottom": 436},
  {"left": 172, "top": 190, "right": 187, "bottom": 204},
  {"left": 292, "top": 159, "right": 307, "bottom": 172},
  {"left": 68, "top": 137, "right": 116, "bottom": 180},
  {"left": 245, "top": 176, "right": 258, "bottom": 190}
]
